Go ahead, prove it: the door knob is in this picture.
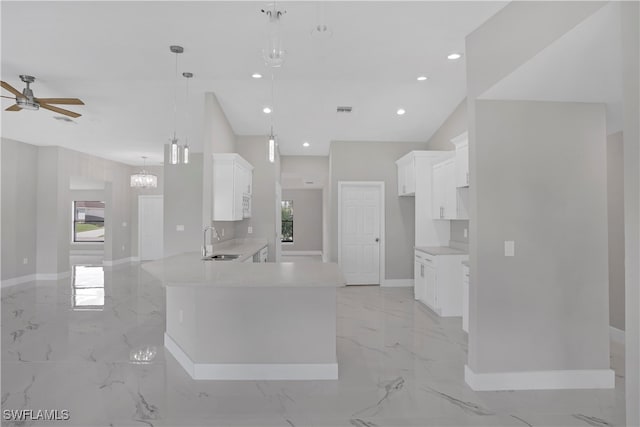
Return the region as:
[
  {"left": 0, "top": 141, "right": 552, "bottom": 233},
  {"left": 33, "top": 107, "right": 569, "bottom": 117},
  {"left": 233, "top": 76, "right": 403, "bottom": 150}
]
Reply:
[{"left": 375, "top": 238, "right": 380, "bottom": 242}]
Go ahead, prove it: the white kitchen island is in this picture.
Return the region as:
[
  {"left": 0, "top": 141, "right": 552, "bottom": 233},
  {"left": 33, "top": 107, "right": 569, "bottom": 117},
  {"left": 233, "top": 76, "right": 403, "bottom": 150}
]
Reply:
[{"left": 143, "top": 252, "right": 345, "bottom": 380}]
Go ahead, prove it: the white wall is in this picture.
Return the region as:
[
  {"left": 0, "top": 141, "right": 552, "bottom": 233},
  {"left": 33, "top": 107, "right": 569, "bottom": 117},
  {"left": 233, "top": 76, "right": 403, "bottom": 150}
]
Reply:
[
  {"left": 621, "top": 1, "right": 640, "bottom": 423},
  {"left": 607, "top": 131, "right": 625, "bottom": 331},
  {"left": 470, "top": 100, "right": 609, "bottom": 375},
  {"left": 465, "top": 1, "right": 614, "bottom": 389},
  {"left": 1, "top": 138, "right": 38, "bottom": 281},
  {"left": 163, "top": 151, "right": 204, "bottom": 257},
  {"left": 329, "top": 140, "right": 427, "bottom": 280},
  {"left": 281, "top": 189, "right": 322, "bottom": 252},
  {"left": 203, "top": 92, "right": 238, "bottom": 244}
]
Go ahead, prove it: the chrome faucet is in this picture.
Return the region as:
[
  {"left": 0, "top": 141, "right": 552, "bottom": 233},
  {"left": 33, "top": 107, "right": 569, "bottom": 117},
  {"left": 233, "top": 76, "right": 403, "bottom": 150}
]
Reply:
[{"left": 202, "top": 226, "right": 221, "bottom": 258}]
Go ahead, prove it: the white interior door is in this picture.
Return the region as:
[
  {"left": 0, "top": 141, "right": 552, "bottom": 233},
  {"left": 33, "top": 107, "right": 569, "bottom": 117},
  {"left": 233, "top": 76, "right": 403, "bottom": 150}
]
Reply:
[
  {"left": 339, "top": 182, "right": 383, "bottom": 285},
  {"left": 139, "top": 195, "right": 163, "bottom": 261}
]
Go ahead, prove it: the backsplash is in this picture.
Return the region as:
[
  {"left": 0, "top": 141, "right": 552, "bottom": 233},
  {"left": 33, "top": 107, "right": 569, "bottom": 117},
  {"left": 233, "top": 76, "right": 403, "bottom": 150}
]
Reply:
[{"left": 450, "top": 220, "right": 469, "bottom": 251}]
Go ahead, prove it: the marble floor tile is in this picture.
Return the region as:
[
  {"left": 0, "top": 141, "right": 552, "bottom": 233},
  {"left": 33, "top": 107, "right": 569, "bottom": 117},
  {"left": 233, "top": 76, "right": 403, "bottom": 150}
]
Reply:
[{"left": 1, "top": 262, "right": 626, "bottom": 427}]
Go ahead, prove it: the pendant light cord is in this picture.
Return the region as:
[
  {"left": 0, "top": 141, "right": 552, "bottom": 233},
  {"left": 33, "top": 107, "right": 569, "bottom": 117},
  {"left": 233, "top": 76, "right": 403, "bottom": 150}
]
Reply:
[
  {"left": 173, "top": 51, "right": 178, "bottom": 141},
  {"left": 270, "top": 68, "right": 275, "bottom": 137}
]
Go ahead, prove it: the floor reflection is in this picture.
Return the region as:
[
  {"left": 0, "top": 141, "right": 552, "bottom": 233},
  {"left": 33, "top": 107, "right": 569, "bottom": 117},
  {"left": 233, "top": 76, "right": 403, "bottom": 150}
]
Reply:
[{"left": 71, "top": 265, "right": 105, "bottom": 310}]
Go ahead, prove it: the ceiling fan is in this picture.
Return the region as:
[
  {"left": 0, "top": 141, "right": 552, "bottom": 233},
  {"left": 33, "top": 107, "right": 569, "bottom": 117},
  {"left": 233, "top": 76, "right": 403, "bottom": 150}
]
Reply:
[{"left": 1, "top": 75, "right": 84, "bottom": 118}]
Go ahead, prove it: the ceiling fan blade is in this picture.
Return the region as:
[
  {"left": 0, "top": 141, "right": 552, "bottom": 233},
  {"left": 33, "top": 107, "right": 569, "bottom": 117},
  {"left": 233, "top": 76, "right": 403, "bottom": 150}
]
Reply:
[
  {"left": 5, "top": 104, "right": 22, "bottom": 111},
  {"left": 1, "top": 95, "right": 16, "bottom": 99},
  {"left": 35, "top": 97, "right": 84, "bottom": 105},
  {"left": 40, "top": 103, "right": 81, "bottom": 118},
  {"left": 1, "top": 81, "right": 25, "bottom": 98}
]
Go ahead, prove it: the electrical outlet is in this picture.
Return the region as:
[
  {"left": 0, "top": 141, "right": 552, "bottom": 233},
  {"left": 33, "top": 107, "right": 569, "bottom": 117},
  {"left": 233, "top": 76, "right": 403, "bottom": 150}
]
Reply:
[
  {"left": 464, "top": 228, "right": 468, "bottom": 238},
  {"left": 23, "top": 258, "right": 28, "bottom": 265},
  {"left": 248, "top": 226, "right": 253, "bottom": 234},
  {"left": 504, "top": 241, "right": 515, "bottom": 257},
  {"left": 176, "top": 225, "right": 184, "bottom": 231}
]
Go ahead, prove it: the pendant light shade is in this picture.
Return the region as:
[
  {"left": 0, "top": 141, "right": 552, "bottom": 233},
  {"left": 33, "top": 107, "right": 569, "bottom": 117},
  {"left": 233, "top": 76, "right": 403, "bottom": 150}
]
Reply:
[
  {"left": 268, "top": 132, "right": 276, "bottom": 164},
  {"left": 262, "top": 4, "right": 287, "bottom": 67},
  {"left": 130, "top": 157, "right": 158, "bottom": 188}
]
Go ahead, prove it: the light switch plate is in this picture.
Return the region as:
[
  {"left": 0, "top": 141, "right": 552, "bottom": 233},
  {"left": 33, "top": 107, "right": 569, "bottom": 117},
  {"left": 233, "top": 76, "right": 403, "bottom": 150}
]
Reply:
[
  {"left": 504, "top": 240, "right": 515, "bottom": 257},
  {"left": 464, "top": 228, "right": 468, "bottom": 238},
  {"left": 23, "top": 258, "right": 28, "bottom": 265},
  {"left": 176, "top": 225, "right": 185, "bottom": 231}
]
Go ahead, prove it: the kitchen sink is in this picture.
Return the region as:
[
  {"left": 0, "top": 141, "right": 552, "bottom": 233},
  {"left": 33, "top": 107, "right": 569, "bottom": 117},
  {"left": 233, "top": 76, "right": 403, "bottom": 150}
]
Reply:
[{"left": 202, "top": 254, "right": 240, "bottom": 261}]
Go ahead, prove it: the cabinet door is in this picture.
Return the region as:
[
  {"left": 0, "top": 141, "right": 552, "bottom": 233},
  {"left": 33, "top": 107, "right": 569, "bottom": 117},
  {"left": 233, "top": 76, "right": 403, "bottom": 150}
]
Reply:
[
  {"left": 455, "top": 142, "right": 469, "bottom": 188},
  {"left": 432, "top": 164, "right": 445, "bottom": 219},
  {"left": 423, "top": 263, "right": 437, "bottom": 309},
  {"left": 233, "top": 163, "right": 244, "bottom": 220},
  {"left": 397, "top": 162, "right": 406, "bottom": 195},
  {"left": 443, "top": 160, "right": 456, "bottom": 219},
  {"left": 414, "top": 258, "right": 423, "bottom": 301},
  {"left": 404, "top": 159, "right": 415, "bottom": 194}
]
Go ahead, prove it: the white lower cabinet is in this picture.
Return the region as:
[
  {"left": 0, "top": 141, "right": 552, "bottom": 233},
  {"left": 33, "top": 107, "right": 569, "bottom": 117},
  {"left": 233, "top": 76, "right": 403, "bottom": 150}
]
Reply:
[
  {"left": 414, "top": 249, "right": 468, "bottom": 317},
  {"left": 462, "top": 264, "right": 470, "bottom": 332}
]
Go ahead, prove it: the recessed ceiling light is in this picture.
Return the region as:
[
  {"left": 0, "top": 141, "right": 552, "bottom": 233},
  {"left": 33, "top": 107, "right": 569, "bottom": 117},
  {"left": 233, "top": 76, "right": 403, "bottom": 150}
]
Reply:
[
  {"left": 263, "top": 106, "right": 272, "bottom": 114},
  {"left": 417, "top": 76, "right": 428, "bottom": 81},
  {"left": 252, "top": 73, "right": 263, "bottom": 79},
  {"left": 397, "top": 108, "right": 406, "bottom": 115},
  {"left": 447, "top": 52, "right": 463, "bottom": 60},
  {"left": 303, "top": 142, "right": 310, "bottom": 147}
]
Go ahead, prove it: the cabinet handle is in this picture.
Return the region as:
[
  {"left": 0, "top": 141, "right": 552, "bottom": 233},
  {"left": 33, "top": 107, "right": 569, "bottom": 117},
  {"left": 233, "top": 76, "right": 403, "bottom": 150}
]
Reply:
[
  {"left": 466, "top": 172, "right": 469, "bottom": 185},
  {"left": 440, "top": 206, "right": 444, "bottom": 219}
]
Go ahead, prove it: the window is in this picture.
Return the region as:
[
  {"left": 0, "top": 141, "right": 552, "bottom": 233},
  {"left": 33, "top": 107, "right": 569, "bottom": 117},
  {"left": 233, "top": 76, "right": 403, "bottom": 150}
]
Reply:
[
  {"left": 281, "top": 200, "right": 293, "bottom": 243},
  {"left": 73, "top": 201, "right": 105, "bottom": 242}
]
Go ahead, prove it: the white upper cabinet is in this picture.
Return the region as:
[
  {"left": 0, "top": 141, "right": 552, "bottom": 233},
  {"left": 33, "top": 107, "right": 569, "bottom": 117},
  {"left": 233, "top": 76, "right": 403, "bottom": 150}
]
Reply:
[
  {"left": 212, "top": 153, "right": 253, "bottom": 221},
  {"left": 451, "top": 132, "right": 469, "bottom": 188},
  {"left": 432, "top": 155, "right": 456, "bottom": 220},
  {"left": 396, "top": 152, "right": 417, "bottom": 196}
]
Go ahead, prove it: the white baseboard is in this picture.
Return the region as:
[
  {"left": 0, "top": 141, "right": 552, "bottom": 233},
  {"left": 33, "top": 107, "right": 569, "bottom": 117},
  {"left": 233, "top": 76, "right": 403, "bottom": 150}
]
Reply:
[
  {"left": 103, "top": 257, "right": 137, "bottom": 266},
  {"left": 610, "top": 326, "right": 625, "bottom": 345},
  {"left": 281, "top": 250, "right": 323, "bottom": 256},
  {"left": 165, "top": 333, "right": 338, "bottom": 380},
  {"left": 1, "top": 274, "right": 37, "bottom": 288},
  {"left": 382, "top": 279, "right": 413, "bottom": 288},
  {"left": 464, "top": 365, "right": 615, "bottom": 391},
  {"left": 37, "top": 271, "right": 71, "bottom": 281},
  {"left": 2, "top": 271, "right": 73, "bottom": 288}
]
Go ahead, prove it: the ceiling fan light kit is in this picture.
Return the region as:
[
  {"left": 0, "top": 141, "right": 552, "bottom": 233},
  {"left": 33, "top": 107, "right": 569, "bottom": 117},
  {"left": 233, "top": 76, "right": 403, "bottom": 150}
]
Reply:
[{"left": 1, "top": 74, "right": 84, "bottom": 117}]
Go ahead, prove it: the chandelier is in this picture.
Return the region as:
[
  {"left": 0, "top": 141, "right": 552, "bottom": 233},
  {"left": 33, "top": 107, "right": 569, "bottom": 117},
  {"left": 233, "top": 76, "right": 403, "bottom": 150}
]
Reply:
[{"left": 130, "top": 156, "right": 158, "bottom": 188}]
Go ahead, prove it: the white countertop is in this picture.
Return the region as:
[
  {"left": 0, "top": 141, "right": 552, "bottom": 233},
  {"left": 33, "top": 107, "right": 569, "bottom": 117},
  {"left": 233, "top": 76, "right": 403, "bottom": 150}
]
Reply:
[
  {"left": 415, "top": 246, "right": 468, "bottom": 256},
  {"left": 142, "top": 251, "right": 345, "bottom": 288}
]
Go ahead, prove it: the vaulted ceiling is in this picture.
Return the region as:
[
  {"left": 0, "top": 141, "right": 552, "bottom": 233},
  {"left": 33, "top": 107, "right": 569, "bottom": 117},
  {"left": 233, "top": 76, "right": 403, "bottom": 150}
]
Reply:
[{"left": 1, "top": 1, "right": 507, "bottom": 165}]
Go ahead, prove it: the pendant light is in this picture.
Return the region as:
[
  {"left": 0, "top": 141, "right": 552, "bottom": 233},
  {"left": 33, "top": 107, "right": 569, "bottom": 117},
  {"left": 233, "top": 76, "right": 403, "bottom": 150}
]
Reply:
[
  {"left": 267, "top": 70, "right": 277, "bottom": 163},
  {"left": 182, "top": 72, "right": 193, "bottom": 164},
  {"left": 130, "top": 156, "right": 158, "bottom": 188},
  {"left": 169, "top": 45, "right": 183, "bottom": 165},
  {"left": 261, "top": 2, "right": 287, "bottom": 68}
]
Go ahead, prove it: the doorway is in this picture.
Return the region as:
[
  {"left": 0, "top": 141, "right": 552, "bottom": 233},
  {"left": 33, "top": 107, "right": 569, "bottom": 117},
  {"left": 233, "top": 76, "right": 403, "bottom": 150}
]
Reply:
[{"left": 338, "top": 181, "right": 385, "bottom": 285}]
